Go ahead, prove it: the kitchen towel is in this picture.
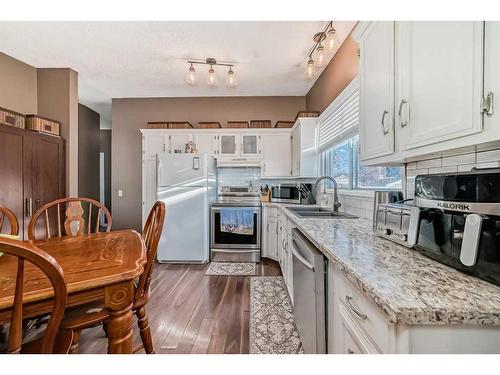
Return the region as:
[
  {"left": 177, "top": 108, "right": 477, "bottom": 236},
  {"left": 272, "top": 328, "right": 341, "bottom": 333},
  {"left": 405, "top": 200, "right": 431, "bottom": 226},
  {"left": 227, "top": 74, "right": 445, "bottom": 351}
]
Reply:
[{"left": 220, "top": 208, "right": 254, "bottom": 235}]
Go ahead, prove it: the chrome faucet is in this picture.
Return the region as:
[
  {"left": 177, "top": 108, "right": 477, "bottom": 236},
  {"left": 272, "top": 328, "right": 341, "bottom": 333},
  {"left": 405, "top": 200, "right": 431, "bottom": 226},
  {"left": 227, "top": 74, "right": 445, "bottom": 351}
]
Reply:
[{"left": 314, "top": 176, "right": 341, "bottom": 212}]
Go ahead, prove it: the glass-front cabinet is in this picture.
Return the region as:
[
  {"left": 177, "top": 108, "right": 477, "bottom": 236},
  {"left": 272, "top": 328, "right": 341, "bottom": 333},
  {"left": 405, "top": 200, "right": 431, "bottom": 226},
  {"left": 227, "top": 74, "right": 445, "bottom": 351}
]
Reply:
[
  {"left": 218, "top": 134, "right": 261, "bottom": 157},
  {"left": 219, "top": 135, "right": 238, "bottom": 156},
  {"left": 241, "top": 135, "right": 260, "bottom": 156}
]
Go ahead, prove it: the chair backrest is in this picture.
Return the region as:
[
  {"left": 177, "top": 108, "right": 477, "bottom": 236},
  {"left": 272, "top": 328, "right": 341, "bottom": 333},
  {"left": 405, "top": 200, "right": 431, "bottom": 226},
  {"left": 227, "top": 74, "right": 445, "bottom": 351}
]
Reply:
[
  {"left": 134, "top": 201, "right": 166, "bottom": 306},
  {"left": 0, "top": 206, "right": 19, "bottom": 236},
  {"left": 28, "top": 197, "right": 112, "bottom": 241},
  {"left": 0, "top": 237, "right": 67, "bottom": 353}
]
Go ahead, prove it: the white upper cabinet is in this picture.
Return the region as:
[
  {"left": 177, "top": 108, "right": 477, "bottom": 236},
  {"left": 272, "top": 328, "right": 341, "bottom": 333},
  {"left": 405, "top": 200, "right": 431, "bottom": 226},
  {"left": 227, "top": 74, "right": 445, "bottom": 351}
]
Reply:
[
  {"left": 261, "top": 133, "right": 292, "bottom": 177},
  {"left": 291, "top": 118, "right": 318, "bottom": 178},
  {"left": 241, "top": 134, "right": 261, "bottom": 156},
  {"left": 219, "top": 134, "right": 238, "bottom": 156},
  {"left": 168, "top": 133, "right": 194, "bottom": 153},
  {"left": 194, "top": 133, "right": 219, "bottom": 156},
  {"left": 357, "top": 22, "right": 395, "bottom": 160},
  {"left": 484, "top": 22, "right": 499, "bottom": 134},
  {"left": 396, "top": 21, "right": 484, "bottom": 150},
  {"left": 143, "top": 133, "right": 166, "bottom": 156}
]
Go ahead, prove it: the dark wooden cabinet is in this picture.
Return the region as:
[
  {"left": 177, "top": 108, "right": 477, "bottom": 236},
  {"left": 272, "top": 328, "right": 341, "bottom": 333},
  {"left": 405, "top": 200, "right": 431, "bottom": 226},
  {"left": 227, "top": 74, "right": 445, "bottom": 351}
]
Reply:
[{"left": 0, "top": 124, "right": 65, "bottom": 238}]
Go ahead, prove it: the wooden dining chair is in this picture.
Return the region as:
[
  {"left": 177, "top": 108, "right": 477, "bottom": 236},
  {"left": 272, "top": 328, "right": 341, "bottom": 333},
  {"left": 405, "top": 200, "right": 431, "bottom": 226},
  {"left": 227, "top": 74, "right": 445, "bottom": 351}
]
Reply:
[
  {"left": 57, "top": 201, "right": 166, "bottom": 354},
  {"left": 0, "top": 206, "right": 19, "bottom": 235},
  {"left": 27, "top": 197, "right": 112, "bottom": 241},
  {"left": 0, "top": 237, "right": 68, "bottom": 354}
]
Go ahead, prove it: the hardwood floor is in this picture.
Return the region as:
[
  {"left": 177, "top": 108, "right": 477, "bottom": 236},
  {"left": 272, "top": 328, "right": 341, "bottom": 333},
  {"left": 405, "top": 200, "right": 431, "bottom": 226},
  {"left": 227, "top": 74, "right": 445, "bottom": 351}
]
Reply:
[{"left": 78, "top": 259, "right": 281, "bottom": 354}]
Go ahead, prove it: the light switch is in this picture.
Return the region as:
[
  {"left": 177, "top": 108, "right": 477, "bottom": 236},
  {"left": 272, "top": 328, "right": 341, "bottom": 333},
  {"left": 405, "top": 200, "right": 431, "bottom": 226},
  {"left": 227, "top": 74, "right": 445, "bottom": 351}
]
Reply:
[{"left": 118, "top": 189, "right": 123, "bottom": 197}]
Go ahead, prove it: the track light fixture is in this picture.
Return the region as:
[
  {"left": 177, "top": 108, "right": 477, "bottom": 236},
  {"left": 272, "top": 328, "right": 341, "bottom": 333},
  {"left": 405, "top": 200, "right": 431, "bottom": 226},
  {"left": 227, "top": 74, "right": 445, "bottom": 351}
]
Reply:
[
  {"left": 305, "top": 21, "right": 336, "bottom": 79},
  {"left": 186, "top": 58, "right": 236, "bottom": 89}
]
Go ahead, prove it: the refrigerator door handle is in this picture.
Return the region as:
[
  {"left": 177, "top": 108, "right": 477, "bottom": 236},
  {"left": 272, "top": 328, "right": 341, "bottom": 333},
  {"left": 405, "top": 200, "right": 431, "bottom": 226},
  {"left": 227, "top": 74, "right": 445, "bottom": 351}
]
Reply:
[{"left": 193, "top": 156, "right": 200, "bottom": 170}]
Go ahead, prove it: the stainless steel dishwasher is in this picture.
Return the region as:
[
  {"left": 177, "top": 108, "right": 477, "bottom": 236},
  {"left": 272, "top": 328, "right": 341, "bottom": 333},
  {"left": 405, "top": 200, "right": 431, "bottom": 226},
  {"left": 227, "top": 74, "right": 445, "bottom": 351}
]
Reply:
[{"left": 291, "top": 228, "right": 327, "bottom": 354}]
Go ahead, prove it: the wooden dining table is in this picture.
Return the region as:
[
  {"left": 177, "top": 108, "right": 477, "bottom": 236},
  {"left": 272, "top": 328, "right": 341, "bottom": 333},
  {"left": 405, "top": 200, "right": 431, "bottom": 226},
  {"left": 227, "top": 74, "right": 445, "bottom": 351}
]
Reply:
[{"left": 0, "top": 230, "right": 147, "bottom": 354}]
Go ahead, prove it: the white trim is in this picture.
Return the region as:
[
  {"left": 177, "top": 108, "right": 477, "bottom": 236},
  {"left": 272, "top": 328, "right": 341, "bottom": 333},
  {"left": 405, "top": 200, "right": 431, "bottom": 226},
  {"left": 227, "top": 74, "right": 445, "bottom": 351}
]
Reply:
[{"left": 337, "top": 189, "right": 375, "bottom": 198}]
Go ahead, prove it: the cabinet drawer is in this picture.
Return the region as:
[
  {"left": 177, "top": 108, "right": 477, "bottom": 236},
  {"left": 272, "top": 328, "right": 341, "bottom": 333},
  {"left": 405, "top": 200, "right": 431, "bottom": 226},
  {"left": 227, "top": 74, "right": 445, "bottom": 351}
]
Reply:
[
  {"left": 333, "top": 270, "right": 395, "bottom": 353},
  {"left": 338, "top": 304, "right": 380, "bottom": 354},
  {"left": 266, "top": 207, "right": 278, "bottom": 217}
]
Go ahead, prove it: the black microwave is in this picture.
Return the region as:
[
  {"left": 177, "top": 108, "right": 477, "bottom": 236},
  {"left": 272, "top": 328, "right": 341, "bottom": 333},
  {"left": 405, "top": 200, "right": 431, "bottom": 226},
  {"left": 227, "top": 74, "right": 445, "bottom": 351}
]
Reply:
[{"left": 270, "top": 184, "right": 311, "bottom": 204}]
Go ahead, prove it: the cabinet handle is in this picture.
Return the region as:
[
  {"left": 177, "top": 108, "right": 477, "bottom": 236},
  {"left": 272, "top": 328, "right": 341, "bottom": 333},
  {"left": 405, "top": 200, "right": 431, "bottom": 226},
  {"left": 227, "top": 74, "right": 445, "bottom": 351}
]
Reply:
[
  {"left": 345, "top": 296, "right": 367, "bottom": 320},
  {"left": 380, "top": 110, "right": 389, "bottom": 135},
  {"left": 398, "top": 99, "right": 408, "bottom": 128},
  {"left": 25, "top": 197, "right": 33, "bottom": 217},
  {"left": 482, "top": 91, "right": 495, "bottom": 117}
]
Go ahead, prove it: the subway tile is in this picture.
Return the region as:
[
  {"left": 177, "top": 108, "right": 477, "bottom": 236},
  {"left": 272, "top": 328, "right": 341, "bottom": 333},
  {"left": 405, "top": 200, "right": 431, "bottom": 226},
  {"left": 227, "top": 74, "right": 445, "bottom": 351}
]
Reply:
[
  {"left": 416, "top": 158, "right": 442, "bottom": 169},
  {"left": 428, "top": 165, "right": 458, "bottom": 174},
  {"left": 473, "top": 161, "right": 500, "bottom": 169},
  {"left": 406, "top": 162, "right": 417, "bottom": 170},
  {"left": 441, "top": 153, "right": 476, "bottom": 167},
  {"left": 407, "top": 168, "right": 428, "bottom": 178},
  {"left": 457, "top": 163, "right": 477, "bottom": 172},
  {"left": 476, "top": 149, "right": 500, "bottom": 163},
  {"left": 441, "top": 145, "right": 476, "bottom": 157}
]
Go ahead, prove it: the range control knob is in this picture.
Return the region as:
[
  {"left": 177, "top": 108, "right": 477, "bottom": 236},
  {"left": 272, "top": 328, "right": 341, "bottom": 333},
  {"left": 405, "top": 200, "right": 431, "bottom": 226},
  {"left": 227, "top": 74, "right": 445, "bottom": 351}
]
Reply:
[{"left": 385, "top": 228, "right": 393, "bottom": 236}]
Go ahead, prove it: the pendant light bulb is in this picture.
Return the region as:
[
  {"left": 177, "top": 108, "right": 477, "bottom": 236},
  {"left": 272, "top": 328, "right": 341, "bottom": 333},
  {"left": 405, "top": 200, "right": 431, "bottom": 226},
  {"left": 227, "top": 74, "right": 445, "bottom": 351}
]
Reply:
[
  {"left": 186, "top": 63, "right": 197, "bottom": 86},
  {"left": 207, "top": 65, "right": 217, "bottom": 87},
  {"left": 305, "top": 57, "right": 315, "bottom": 80},
  {"left": 327, "top": 27, "right": 337, "bottom": 51},
  {"left": 226, "top": 66, "right": 237, "bottom": 88},
  {"left": 316, "top": 44, "right": 325, "bottom": 67}
]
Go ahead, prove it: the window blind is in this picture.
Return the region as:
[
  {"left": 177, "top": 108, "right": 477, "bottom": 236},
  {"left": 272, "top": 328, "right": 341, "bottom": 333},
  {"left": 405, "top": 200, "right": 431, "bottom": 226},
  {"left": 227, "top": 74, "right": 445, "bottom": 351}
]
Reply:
[{"left": 318, "top": 78, "right": 360, "bottom": 150}]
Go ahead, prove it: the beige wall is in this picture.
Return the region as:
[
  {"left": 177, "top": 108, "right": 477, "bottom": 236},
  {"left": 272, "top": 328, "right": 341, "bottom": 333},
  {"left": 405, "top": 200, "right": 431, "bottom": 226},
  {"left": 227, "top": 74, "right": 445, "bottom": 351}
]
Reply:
[
  {"left": 306, "top": 35, "right": 359, "bottom": 113},
  {"left": 0, "top": 52, "right": 37, "bottom": 114},
  {"left": 111, "top": 96, "right": 306, "bottom": 230},
  {"left": 37, "top": 68, "right": 79, "bottom": 196}
]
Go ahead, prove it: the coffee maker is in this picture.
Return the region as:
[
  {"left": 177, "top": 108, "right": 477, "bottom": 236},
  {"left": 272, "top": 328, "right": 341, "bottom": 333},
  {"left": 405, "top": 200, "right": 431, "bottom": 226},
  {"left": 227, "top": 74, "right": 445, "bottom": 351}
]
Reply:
[{"left": 413, "top": 169, "right": 500, "bottom": 286}]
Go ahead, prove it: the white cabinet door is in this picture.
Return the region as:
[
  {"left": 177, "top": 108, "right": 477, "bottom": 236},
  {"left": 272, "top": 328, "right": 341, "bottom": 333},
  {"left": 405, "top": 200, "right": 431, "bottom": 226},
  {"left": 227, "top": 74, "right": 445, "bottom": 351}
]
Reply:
[
  {"left": 484, "top": 22, "right": 500, "bottom": 133},
  {"left": 261, "top": 133, "right": 292, "bottom": 177},
  {"left": 396, "top": 21, "right": 484, "bottom": 150},
  {"left": 168, "top": 133, "right": 194, "bottom": 153},
  {"left": 143, "top": 133, "right": 166, "bottom": 156},
  {"left": 219, "top": 134, "right": 238, "bottom": 156},
  {"left": 241, "top": 134, "right": 261, "bottom": 156},
  {"left": 291, "top": 126, "right": 300, "bottom": 176},
  {"left": 194, "top": 133, "right": 218, "bottom": 156},
  {"left": 359, "top": 22, "right": 395, "bottom": 160},
  {"left": 264, "top": 216, "right": 278, "bottom": 260}
]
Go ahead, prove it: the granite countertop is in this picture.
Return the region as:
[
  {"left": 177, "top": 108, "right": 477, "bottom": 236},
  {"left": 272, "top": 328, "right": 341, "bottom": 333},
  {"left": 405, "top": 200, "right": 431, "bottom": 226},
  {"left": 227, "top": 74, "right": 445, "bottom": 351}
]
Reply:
[{"left": 264, "top": 202, "right": 500, "bottom": 326}]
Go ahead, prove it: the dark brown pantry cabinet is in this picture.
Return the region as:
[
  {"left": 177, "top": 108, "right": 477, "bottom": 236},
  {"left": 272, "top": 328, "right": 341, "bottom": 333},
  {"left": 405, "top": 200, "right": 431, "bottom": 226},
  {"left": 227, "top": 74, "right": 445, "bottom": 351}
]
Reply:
[{"left": 0, "top": 123, "right": 65, "bottom": 238}]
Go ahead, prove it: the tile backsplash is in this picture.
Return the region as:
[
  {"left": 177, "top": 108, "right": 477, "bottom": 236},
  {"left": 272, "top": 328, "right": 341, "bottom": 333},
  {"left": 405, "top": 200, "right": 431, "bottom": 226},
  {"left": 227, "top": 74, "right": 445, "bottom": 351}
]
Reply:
[{"left": 405, "top": 143, "right": 500, "bottom": 199}]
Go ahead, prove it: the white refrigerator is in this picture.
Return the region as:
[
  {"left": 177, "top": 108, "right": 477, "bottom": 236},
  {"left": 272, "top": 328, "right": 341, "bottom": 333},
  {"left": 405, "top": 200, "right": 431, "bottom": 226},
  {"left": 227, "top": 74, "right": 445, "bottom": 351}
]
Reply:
[{"left": 156, "top": 153, "right": 216, "bottom": 263}]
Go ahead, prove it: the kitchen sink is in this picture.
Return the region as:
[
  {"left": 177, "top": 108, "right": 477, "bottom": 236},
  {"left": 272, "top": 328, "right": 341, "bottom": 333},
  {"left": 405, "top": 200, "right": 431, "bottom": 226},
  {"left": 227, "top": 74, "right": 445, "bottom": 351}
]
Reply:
[{"left": 288, "top": 206, "right": 358, "bottom": 219}]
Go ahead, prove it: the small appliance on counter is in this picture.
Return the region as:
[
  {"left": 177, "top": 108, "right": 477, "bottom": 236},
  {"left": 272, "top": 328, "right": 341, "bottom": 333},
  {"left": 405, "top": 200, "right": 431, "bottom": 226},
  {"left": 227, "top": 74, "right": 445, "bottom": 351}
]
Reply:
[
  {"left": 210, "top": 186, "right": 262, "bottom": 262},
  {"left": 372, "top": 190, "right": 404, "bottom": 228},
  {"left": 374, "top": 203, "right": 420, "bottom": 247},
  {"left": 270, "top": 183, "right": 313, "bottom": 204},
  {"left": 412, "top": 169, "right": 500, "bottom": 286}
]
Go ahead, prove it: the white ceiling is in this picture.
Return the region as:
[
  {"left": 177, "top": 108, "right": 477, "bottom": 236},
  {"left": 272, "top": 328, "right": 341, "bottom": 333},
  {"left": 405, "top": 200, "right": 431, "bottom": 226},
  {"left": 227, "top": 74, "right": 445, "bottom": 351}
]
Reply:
[{"left": 0, "top": 21, "right": 356, "bottom": 122}]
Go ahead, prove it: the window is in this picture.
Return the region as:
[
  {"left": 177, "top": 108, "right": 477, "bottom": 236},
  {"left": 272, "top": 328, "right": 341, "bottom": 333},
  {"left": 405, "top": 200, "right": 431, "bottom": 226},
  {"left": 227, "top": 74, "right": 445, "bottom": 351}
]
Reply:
[
  {"left": 320, "top": 135, "right": 403, "bottom": 190},
  {"left": 318, "top": 77, "right": 403, "bottom": 191}
]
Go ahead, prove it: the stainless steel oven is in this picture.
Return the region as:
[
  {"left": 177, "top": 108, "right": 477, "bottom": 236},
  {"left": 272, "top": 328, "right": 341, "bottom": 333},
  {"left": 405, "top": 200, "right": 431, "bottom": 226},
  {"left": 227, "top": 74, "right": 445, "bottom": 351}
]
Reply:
[{"left": 210, "top": 186, "right": 261, "bottom": 262}]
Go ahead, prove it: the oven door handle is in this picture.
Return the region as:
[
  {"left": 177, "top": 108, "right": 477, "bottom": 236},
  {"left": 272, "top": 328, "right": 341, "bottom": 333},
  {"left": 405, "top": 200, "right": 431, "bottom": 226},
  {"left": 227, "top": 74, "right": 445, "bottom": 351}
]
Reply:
[{"left": 291, "top": 239, "right": 314, "bottom": 271}]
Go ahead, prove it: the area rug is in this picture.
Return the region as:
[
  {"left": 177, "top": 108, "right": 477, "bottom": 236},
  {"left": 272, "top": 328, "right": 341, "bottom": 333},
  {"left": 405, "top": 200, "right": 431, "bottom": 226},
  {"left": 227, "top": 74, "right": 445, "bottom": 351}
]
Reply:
[
  {"left": 204, "top": 262, "right": 256, "bottom": 276},
  {"left": 249, "top": 276, "right": 304, "bottom": 354}
]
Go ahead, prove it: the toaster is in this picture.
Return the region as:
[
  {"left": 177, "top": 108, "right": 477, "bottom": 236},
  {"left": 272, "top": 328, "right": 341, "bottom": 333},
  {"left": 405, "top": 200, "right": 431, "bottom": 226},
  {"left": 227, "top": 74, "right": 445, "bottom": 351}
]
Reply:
[{"left": 374, "top": 203, "right": 420, "bottom": 248}]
